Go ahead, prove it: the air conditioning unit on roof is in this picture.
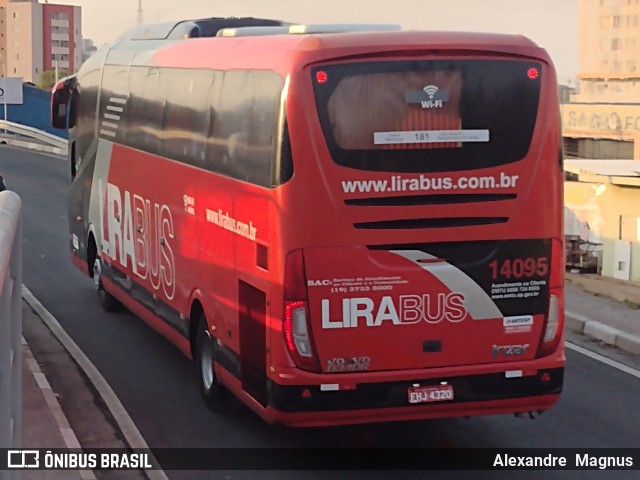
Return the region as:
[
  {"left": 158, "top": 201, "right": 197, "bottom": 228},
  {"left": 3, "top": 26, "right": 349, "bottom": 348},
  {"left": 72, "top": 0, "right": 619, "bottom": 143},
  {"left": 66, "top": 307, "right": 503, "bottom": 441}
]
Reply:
[
  {"left": 288, "top": 24, "right": 402, "bottom": 34},
  {"left": 217, "top": 23, "right": 402, "bottom": 37},
  {"left": 216, "top": 26, "right": 291, "bottom": 37}
]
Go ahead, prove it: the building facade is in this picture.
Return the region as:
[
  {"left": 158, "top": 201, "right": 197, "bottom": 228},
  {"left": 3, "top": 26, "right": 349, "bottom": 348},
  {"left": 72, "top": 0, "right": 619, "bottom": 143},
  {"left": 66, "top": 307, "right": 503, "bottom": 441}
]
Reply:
[
  {"left": 564, "top": 159, "right": 640, "bottom": 281},
  {"left": 563, "top": 0, "right": 640, "bottom": 159},
  {"left": 41, "top": 1, "right": 82, "bottom": 75},
  {"left": 5, "top": 0, "right": 43, "bottom": 83},
  {"left": 0, "top": 0, "right": 82, "bottom": 85}
]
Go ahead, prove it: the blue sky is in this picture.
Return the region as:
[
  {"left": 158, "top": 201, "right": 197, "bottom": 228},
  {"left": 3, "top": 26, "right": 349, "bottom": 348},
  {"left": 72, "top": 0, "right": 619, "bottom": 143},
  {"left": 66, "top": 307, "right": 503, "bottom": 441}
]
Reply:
[{"left": 65, "top": 0, "right": 579, "bottom": 82}]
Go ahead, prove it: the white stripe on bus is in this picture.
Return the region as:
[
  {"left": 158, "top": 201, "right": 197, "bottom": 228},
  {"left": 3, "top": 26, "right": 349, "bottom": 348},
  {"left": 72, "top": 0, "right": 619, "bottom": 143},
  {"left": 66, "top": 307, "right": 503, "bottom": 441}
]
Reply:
[{"left": 389, "top": 250, "right": 503, "bottom": 320}]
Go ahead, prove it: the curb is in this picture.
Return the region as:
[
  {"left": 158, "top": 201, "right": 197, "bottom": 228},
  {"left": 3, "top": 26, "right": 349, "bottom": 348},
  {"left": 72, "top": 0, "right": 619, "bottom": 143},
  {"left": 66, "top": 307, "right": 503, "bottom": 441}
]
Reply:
[
  {"left": 565, "top": 310, "right": 640, "bottom": 356},
  {"left": 22, "top": 286, "right": 170, "bottom": 480},
  {"left": 23, "top": 337, "right": 97, "bottom": 480}
]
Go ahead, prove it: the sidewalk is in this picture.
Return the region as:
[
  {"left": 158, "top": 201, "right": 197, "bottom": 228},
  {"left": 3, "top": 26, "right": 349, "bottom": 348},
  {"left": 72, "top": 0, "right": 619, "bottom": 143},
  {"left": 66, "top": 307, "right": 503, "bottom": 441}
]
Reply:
[
  {"left": 565, "top": 272, "right": 640, "bottom": 355},
  {"left": 20, "top": 300, "right": 147, "bottom": 480},
  {"left": 16, "top": 272, "right": 640, "bottom": 478},
  {"left": 21, "top": 340, "right": 89, "bottom": 480}
]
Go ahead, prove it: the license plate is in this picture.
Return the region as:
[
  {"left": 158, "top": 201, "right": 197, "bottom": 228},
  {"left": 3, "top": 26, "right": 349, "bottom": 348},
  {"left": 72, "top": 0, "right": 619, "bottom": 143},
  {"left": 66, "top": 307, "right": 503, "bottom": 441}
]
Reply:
[{"left": 407, "top": 384, "right": 454, "bottom": 404}]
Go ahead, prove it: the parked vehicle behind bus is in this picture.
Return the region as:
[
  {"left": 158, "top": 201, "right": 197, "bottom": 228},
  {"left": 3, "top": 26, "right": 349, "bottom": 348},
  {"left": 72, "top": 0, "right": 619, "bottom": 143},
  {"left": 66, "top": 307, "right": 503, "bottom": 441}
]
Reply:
[{"left": 52, "top": 17, "right": 565, "bottom": 427}]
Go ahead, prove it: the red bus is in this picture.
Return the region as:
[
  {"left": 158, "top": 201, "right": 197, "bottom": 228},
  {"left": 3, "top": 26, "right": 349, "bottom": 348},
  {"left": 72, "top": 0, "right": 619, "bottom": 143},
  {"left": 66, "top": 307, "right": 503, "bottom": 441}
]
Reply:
[{"left": 52, "top": 17, "right": 565, "bottom": 427}]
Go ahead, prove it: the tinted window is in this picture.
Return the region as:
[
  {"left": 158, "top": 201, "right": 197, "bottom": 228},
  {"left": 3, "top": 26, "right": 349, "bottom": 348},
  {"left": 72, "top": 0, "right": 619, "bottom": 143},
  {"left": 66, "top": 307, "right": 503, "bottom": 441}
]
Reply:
[
  {"left": 312, "top": 60, "right": 542, "bottom": 173},
  {"left": 208, "top": 71, "right": 283, "bottom": 187},
  {"left": 247, "top": 73, "right": 282, "bottom": 185},
  {"left": 160, "top": 68, "right": 214, "bottom": 168},
  {"left": 107, "top": 65, "right": 284, "bottom": 187},
  {"left": 127, "top": 66, "right": 163, "bottom": 155}
]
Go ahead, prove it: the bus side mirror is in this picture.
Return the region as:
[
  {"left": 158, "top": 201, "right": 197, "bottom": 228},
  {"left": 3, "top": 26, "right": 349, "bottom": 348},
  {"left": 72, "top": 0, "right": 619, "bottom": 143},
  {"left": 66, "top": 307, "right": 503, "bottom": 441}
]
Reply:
[{"left": 51, "top": 89, "right": 71, "bottom": 129}]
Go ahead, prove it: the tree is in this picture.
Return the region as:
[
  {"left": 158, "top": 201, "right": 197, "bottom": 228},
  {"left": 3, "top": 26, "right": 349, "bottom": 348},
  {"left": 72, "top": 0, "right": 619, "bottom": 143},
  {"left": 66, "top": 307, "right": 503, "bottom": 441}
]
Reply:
[{"left": 38, "top": 68, "right": 69, "bottom": 91}]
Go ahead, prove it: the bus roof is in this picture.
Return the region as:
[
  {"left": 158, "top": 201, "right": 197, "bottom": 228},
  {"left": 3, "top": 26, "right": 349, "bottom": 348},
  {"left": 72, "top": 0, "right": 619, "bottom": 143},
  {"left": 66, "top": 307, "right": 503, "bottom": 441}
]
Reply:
[{"left": 106, "top": 28, "right": 550, "bottom": 72}]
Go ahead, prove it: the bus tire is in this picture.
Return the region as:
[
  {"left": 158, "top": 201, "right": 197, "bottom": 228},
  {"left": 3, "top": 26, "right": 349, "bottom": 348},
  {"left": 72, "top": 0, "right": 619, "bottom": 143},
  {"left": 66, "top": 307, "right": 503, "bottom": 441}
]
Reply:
[
  {"left": 195, "top": 314, "right": 226, "bottom": 411},
  {"left": 93, "top": 258, "right": 120, "bottom": 312}
]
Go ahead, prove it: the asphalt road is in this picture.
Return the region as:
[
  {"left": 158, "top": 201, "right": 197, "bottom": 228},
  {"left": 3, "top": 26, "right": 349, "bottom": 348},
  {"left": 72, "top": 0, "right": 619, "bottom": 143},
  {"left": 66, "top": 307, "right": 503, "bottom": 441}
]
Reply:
[{"left": 2, "top": 146, "right": 640, "bottom": 480}]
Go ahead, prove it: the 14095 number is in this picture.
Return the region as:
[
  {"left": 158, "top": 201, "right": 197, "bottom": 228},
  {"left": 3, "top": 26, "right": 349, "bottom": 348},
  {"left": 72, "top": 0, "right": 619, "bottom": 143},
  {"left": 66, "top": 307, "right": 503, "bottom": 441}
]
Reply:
[{"left": 489, "top": 257, "right": 548, "bottom": 280}]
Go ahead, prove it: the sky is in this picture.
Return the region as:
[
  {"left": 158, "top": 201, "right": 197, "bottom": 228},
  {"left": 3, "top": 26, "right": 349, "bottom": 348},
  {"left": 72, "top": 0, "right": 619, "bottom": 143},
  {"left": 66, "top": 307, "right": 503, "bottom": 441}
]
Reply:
[{"left": 62, "top": 0, "right": 579, "bottom": 83}]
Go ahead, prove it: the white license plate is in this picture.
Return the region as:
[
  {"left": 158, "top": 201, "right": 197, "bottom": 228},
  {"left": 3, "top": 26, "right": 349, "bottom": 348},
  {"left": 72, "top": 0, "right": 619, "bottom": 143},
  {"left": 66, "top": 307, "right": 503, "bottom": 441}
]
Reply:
[{"left": 407, "top": 385, "right": 454, "bottom": 404}]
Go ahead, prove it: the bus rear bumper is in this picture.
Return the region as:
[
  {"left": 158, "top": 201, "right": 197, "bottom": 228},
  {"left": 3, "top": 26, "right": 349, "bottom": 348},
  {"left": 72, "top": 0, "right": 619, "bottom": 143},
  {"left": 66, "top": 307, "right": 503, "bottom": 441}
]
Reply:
[
  {"left": 262, "top": 365, "right": 563, "bottom": 428},
  {"left": 265, "top": 392, "right": 561, "bottom": 428}
]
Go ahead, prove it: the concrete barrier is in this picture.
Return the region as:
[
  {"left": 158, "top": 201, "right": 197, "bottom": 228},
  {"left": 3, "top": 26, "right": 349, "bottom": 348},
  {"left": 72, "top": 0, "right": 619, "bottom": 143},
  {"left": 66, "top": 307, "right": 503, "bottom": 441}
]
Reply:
[{"left": 0, "top": 191, "right": 22, "bottom": 480}]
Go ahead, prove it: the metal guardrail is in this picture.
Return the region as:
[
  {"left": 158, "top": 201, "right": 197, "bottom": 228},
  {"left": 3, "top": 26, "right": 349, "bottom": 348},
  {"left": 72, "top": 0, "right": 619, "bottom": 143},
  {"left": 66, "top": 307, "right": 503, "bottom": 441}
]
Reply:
[
  {"left": 0, "top": 120, "right": 67, "bottom": 150},
  {"left": 0, "top": 191, "right": 22, "bottom": 475},
  {"left": 0, "top": 120, "right": 67, "bottom": 156}
]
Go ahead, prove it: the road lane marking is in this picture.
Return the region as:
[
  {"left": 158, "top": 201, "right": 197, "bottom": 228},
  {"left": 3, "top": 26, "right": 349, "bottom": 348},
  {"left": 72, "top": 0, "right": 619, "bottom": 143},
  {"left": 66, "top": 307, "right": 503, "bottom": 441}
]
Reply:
[
  {"left": 22, "top": 286, "right": 170, "bottom": 480},
  {"left": 566, "top": 341, "right": 640, "bottom": 379}
]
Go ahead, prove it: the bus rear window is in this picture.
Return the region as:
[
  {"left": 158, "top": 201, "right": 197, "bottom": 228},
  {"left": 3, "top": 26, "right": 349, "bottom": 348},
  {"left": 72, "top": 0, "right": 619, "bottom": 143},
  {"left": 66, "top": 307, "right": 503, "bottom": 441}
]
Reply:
[{"left": 311, "top": 60, "right": 542, "bottom": 173}]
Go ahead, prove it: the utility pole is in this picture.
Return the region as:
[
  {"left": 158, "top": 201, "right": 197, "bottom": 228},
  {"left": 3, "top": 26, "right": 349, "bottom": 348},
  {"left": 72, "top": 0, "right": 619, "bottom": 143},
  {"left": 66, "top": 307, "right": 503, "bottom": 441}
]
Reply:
[{"left": 137, "top": 0, "right": 144, "bottom": 26}]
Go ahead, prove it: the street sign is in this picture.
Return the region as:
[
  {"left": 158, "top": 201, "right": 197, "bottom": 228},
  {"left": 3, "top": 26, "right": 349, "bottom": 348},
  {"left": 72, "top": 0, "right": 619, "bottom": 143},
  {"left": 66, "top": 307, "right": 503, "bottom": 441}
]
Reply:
[{"left": 0, "top": 78, "right": 24, "bottom": 104}]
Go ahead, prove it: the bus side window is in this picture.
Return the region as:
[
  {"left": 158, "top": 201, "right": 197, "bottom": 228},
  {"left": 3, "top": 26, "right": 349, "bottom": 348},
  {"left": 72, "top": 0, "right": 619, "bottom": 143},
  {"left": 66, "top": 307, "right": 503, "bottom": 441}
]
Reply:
[
  {"left": 247, "top": 72, "right": 282, "bottom": 187},
  {"left": 161, "top": 68, "right": 212, "bottom": 169},
  {"left": 208, "top": 70, "right": 253, "bottom": 179},
  {"left": 206, "top": 70, "right": 283, "bottom": 187},
  {"left": 128, "top": 66, "right": 163, "bottom": 155}
]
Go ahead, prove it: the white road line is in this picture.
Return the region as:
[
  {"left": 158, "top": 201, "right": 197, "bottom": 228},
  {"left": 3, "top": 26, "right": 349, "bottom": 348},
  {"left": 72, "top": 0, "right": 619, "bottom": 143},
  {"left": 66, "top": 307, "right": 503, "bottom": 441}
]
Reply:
[
  {"left": 102, "top": 121, "right": 118, "bottom": 129},
  {"left": 566, "top": 341, "right": 640, "bottom": 379},
  {"left": 104, "top": 113, "right": 121, "bottom": 121},
  {"left": 22, "top": 286, "right": 170, "bottom": 480},
  {"left": 107, "top": 105, "right": 124, "bottom": 112},
  {"left": 110, "top": 97, "right": 127, "bottom": 104},
  {"left": 100, "top": 129, "right": 116, "bottom": 138}
]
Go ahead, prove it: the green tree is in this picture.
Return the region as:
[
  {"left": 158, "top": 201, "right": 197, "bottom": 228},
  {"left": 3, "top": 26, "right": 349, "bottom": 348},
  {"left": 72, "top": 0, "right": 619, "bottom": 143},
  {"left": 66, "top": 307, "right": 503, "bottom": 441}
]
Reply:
[{"left": 38, "top": 68, "right": 69, "bottom": 91}]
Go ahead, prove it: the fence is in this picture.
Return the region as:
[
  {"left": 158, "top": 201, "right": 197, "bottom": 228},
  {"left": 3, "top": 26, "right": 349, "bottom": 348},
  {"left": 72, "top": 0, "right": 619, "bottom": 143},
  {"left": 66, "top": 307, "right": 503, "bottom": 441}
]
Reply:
[{"left": 0, "top": 190, "right": 22, "bottom": 480}]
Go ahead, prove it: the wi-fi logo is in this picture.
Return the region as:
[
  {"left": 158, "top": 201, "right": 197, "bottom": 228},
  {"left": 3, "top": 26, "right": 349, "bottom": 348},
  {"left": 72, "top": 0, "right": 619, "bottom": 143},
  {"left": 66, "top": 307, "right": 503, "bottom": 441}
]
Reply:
[{"left": 423, "top": 85, "right": 439, "bottom": 99}]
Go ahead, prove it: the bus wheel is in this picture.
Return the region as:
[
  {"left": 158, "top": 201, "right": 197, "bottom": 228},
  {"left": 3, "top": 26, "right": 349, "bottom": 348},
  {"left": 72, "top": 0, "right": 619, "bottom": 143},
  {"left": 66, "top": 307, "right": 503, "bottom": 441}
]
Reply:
[
  {"left": 195, "top": 315, "right": 226, "bottom": 411},
  {"left": 93, "top": 258, "right": 120, "bottom": 312}
]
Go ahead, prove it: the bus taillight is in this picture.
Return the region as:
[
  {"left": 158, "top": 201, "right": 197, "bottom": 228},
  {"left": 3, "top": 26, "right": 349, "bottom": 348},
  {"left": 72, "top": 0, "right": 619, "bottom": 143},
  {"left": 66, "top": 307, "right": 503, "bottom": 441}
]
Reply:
[
  {"left": 544, "top": 294, "right": 560, "bottom": 342},
  {"left": 536, "top": 292, "right": 562, "bottom": 358},
  {"left": 284, "top": 301, "right": 313, "bottom": 355},
  {"left": 284, "top": 250, "right": 321, "bottom": 372},
  {"left": 537, "top": 237, "right": 564, "bottom": 358}
]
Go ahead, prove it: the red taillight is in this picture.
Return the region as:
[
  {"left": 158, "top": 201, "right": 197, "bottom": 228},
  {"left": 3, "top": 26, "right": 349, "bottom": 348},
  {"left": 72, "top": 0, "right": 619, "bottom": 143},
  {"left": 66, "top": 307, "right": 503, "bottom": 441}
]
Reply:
[
  {"left": 316, "top": 70, "right": 328, "bottom": 84},
  {"left": 527, "top": 67, "right": 539, "bottom": 80},
  {"left": 283, "top": 250, "right": 321, "bottom": 372},
  {"left": 284, "top": 300, "right": 305, "bottom": 353},
  {"left": 537, "top": 239, "right": 564, "bottom": 358}
]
